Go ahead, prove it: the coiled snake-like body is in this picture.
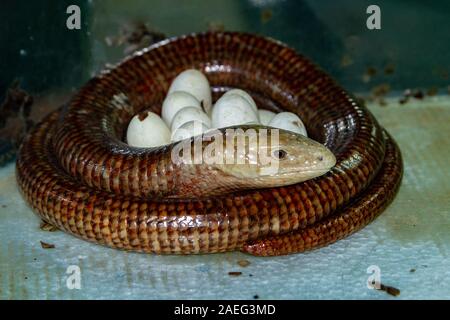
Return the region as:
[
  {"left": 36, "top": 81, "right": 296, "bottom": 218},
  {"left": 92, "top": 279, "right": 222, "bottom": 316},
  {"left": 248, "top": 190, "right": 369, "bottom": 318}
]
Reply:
[{"left": 16, "top": 32, "right": 403, "bottom": 256}]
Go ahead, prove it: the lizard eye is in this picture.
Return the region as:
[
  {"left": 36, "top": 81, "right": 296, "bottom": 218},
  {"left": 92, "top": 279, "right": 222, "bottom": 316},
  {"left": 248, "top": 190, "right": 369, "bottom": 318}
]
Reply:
[{"left": 273, "top": 149, "right": 287, "bottom": 160}]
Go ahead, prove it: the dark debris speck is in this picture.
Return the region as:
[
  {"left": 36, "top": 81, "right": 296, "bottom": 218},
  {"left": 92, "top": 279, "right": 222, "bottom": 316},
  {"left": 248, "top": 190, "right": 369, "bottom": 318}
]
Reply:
[
  {"left": 378, "top": 284, "right": 401, "bottom": 297},
  {"left": 413, "top": 90, "right": 424, "bottom": 100},
  {"left": 367, "top": 66, "right": 377, "bottom": 77},
  {"left": 427, "top": 87, "right": 438, "bottom": 96},
  {"left": 399, "top": 97, "right": 409, "bottom": 105},
  {"left": 371, "top": 83, "right": 391, "bottom": 97},
  {"left": 340, "top": 54, "right": 353, "bottom": 68},
  {"left": 260, "top": 9, "right": 273, "bottom": 24},
  {"left": 384, "top": 64, "right": 395, "bottom": 75}
]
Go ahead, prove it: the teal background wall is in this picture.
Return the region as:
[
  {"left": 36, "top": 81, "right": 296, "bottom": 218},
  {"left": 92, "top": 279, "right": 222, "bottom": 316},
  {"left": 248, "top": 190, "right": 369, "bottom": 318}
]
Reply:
[
  {"left": 1, "top": 0, "right": 449, "bottom": 98},
  {"left": 0, "top": 0, "right": 91, "bottom": 99}
]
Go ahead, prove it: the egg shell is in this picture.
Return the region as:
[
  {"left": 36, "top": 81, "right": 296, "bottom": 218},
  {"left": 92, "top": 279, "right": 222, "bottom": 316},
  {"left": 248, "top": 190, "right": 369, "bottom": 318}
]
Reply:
[
  {"left": 161, "top": 91, "right": 201, "bottom": 125},
  {"left": 258, "top": 109, "right": 276, "bottom": 125},
  {"left": 171, "top": 106, "right": 211, "bottom": 131},
  {"left": 268, "top": 112, "right": 308, "bottom": 136},
  {"left": 126, "top": 111, "right": 171, "bottom": 147},
  {"left": 223, "top": 89, "right": 258, "bottom": 113},
  {"left": 171, "top": 120, "right": 210, "bottom": 142},
  {"left": 211, "top": 94, "right": 259, "bottom": 128},
  {"left": 168, "top": 69, "right": 212, "bottom": 114}
]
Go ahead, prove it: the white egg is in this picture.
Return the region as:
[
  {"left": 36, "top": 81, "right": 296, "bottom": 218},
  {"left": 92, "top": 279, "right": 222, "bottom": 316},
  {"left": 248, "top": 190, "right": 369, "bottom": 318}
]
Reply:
[
  {"left": 258, "top": 109, "right": 276, "bottom": 125},
  {"left": 268, "top": 112, "right": 308, "bottom": 136},
  {"left": 223, "top": 89, "right": 258, "bottom": 113},
  {"left": 161, "top": 91, "right": 201, "bottom": 125},
  {"left": 211, "top": 94, "right": 259, "bottom": 128},
  {"left": 126, "top": 111, "right": 171, "bottom": 147},
  {"left": 168, "top": 69, "right": 212, "bottom": 114},
  {"left": 171, "top": 120, "right": 210, "bottom": 142},
  {"left": 171, "top": 107, "right": 211, "bottom": 131}
]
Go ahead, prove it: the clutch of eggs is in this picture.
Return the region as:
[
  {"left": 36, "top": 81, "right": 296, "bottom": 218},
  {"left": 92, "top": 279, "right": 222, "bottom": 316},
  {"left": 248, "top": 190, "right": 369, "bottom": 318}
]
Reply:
[{"left": 126, "top": 69, "right": 308, "bottom": 148}]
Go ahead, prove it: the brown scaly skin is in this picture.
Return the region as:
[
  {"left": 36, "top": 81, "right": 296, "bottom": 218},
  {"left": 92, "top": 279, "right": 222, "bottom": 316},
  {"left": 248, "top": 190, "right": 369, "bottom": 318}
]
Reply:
[
  {"left": 243, "top": 132, "right": 402, "bottom": 256},
  {"left": 15, "top": 32, "right": 403, "bottom": 256}
]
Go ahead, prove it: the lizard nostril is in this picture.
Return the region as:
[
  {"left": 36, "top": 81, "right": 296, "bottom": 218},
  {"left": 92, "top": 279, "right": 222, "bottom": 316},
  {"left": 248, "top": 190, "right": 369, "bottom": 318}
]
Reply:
[{"left": 317, "top": 156, "right": 324, "bottom": 161}]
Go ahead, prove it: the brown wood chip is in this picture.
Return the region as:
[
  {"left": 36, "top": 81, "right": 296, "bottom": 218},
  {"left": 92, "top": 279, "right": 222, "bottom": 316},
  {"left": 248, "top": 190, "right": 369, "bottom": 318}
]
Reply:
[
  {"left": 378, "top": 283, "right": 401, "bottom": 297},
  {"left": 40, "top": 241, "right": 55, "bottom": 249},
  {"left": 237, "top": 260, "right": 251, "bottom": 267},
  {"left": 228, "top": 271, "right": 242, "bottom": 276},
  {"left": 40, "top": 221, "right": 58, "bottom": 232},
  {"left": 138, "top": 110, "right": 149, "bottom": 121}
]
